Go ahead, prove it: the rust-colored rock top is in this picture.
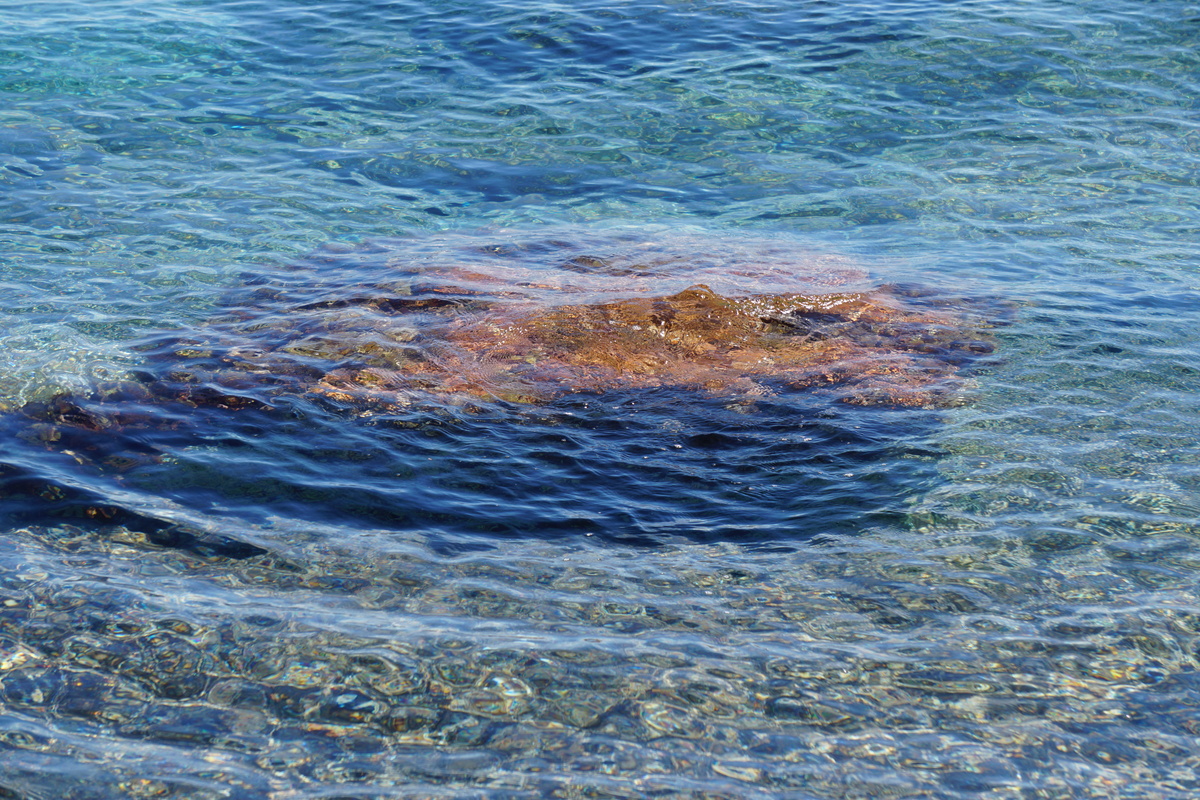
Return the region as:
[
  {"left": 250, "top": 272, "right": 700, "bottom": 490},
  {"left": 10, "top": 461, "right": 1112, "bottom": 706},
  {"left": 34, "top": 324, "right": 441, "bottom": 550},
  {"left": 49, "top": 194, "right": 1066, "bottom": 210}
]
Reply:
[
  {"left": 314, "top": 283, "right": 993, "bottom": 409},
  {"left": 129, "top": 226, "right": 1001, "bottom": 412}
]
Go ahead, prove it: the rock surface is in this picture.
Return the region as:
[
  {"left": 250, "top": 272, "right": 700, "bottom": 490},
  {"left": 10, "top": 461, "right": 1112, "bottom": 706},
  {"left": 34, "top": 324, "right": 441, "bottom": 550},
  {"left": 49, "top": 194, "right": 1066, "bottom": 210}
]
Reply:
[{"left": 308, "top": 282, "right": 995, "bottom": 408}]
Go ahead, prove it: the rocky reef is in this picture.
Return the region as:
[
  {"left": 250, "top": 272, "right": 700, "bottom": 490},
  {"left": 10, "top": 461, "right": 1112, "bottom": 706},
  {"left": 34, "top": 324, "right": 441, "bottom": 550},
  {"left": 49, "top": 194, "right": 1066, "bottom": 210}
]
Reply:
[
  {"left": 12, "top": 227, "right": 1008, "bottom": 464},
  {"left": 2, "top": 225, "right": 1009, "bottom": 542},
  {"left": 98, "top": 228, "right": 1004, "bottom": 418}
]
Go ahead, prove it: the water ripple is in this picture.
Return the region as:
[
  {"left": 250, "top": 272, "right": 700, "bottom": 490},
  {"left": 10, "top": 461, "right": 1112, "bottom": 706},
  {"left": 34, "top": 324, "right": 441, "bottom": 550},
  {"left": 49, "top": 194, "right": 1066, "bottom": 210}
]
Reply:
[{"left": 3, "top": 0, "right": 1200, "bottom": 796}]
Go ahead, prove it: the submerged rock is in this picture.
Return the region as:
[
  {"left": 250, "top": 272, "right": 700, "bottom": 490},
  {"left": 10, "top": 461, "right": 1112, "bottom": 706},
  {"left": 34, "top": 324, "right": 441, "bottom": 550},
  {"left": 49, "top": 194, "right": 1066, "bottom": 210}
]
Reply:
[
  {"left": 108, "top": 226, "right": 1005, "bottom": 416},
  {"left": 10, "top": 226, "right": 1008, "bottom": 462},
  {"left": 1, "top": 226, "right": 1009, "bottom": 543},
  {"left": 309, "top": 282, "right": 994, "bottom": 409}
]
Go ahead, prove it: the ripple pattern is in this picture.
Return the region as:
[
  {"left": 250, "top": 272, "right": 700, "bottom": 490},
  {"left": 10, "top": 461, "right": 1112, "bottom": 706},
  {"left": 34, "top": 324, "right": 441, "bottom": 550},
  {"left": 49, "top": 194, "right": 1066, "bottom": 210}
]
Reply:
[{"left": 1, "top": 0, "right": 1200, "bottom": 796}]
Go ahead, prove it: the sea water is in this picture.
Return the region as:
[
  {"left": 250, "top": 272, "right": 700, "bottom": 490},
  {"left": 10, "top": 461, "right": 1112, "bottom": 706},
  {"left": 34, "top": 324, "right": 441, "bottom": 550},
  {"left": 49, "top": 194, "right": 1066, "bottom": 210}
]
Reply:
[{"left": 1, "top": 0, "right": 1199, "bottom": 797}]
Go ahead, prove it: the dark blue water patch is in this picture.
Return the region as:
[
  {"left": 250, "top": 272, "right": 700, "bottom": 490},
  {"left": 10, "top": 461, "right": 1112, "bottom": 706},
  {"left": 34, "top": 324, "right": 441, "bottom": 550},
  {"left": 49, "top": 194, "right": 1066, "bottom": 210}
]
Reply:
[
  {"left": 0, "top": 448, "right": 268, "bottom": 562},
  {"left": 3, "top": 385, "right": 944, "bottom": 552},
  {"left": 224, "top": 0, "right": 926, "bottom": 85}
]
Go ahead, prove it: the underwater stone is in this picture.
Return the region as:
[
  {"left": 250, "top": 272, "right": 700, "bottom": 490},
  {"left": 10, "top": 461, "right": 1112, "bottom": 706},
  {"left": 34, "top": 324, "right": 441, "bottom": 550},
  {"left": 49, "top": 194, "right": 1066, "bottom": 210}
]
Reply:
[
  {"left": 5, "top": 226, "right": 1009, "bottom": 490},
  {"left": 107, "top": 227, "right": 1005, "bottom": 416}
]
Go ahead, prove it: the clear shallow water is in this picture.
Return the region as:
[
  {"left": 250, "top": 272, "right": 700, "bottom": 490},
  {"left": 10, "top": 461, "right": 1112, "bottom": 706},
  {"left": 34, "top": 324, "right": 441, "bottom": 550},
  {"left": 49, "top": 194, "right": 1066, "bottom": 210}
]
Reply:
[{"left": 1, "top": 0, "right": 1199, "bottom": 797}]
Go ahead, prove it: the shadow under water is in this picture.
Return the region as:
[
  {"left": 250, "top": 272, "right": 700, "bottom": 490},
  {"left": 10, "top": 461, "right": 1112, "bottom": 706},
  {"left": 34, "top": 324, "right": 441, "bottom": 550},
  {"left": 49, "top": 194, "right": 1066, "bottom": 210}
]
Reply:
[{"left": 3, "top": 226, "right": 1010, "bottom": 549}]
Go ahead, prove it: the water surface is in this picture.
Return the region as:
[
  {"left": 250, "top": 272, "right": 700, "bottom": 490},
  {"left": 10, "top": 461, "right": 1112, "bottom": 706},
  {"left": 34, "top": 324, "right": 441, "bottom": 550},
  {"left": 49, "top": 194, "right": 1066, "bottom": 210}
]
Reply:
[{"left": 1, "top": 0, "right": 1199, "bottom": 797}]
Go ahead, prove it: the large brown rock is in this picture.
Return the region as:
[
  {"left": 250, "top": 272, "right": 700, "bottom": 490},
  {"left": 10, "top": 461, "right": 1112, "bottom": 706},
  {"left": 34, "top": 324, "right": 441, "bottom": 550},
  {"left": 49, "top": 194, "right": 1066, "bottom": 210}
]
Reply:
[
  {"left": 118, "top": 226, "right": 1002, "bottom": 414},
  {"left": 306, "top": 283, "right": 991, "bottom": 408}
]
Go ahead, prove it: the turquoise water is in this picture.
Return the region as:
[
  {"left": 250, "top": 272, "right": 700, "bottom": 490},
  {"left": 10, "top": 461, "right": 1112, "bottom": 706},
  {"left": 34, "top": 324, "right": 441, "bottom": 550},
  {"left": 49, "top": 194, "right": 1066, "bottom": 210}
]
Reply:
[{"left": 1, "top": 0, "right": 1200, "bottom": 796}]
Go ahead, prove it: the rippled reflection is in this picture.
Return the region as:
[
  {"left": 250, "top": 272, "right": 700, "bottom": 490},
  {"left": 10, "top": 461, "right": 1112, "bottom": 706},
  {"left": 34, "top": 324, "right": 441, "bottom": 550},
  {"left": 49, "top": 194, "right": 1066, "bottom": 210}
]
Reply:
[{"left": 1, "top": 0, "right": 1199, "bottom": 796}]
